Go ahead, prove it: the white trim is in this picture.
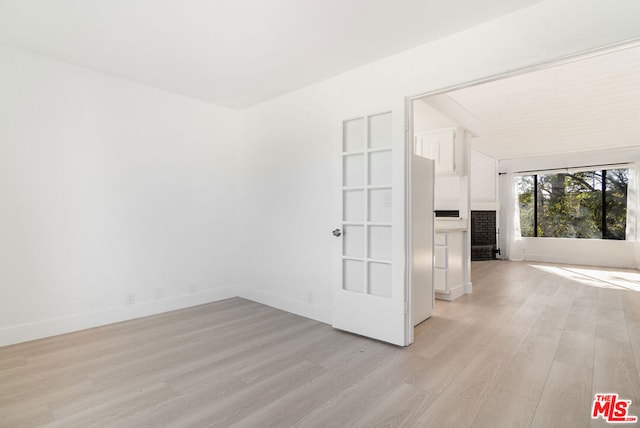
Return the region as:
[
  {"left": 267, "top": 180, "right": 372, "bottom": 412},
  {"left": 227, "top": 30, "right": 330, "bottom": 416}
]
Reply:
[
  {"left": 406, "top": 37, "right": 640, "bottom": 103},
  {"left": 0, "top": 287, "right": 237, "bottom": 347},
  {"left": 471, "top": 202, "right": 500, "bottom": 211},
  {"left": 0, "top": 286, "right": 335, "bottom": 348},
  {"left": 507, "top": 162, "right": 633, "bottom": 177},
  {"left": 403, "top": 97, "right": 414, "bottom": 346},
  {"left": 435, "top": 283, "right": 465, "bottom": 301}
]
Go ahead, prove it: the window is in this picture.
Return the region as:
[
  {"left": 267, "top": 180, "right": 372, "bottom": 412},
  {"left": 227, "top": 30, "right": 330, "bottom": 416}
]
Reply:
[{"left": 517, "top": 168, "right": 628, "bottom": 240}]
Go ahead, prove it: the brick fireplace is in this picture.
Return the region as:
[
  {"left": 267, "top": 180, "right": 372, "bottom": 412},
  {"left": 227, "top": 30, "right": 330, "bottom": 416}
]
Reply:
[{"left": 471, "top": 211, "right": 498, "bottom": 261}]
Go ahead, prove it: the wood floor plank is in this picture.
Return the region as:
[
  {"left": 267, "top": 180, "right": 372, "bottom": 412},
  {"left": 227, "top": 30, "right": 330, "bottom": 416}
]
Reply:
[
  {"left": 0, "top": 403, "right": 53, "bottom": 428},
  {"left": 104, "top": 375, "right": 248, "bottom": 427},
  {"left": 44, "top": 382, "right": 178, "bottom": 428},
  {"left": 622, "top": 292, "right": 640, "bottom": 381},
  {"left": 472, "top": 389, "right": 538, "bottom": 428},
  {"left": 530, "top": 361, "right": 592, "bottom": 428},
  {"left": 294, "top": 352, "right": 430, "bottom": 428},
  {"left": 416, "top": 349, "right": 512, "bottom": 427},
  {"left": 528, "top": 305, "right": 571, "bottom": 342},
  {"left": 564, "top": 299, "right": 598, "bottom": 332},
  {"left": 0, "top": 375, "right": 94, "bottom": 417},
  {"left": 553, "top": 328, "right": 596, "bottom": 369},
  {"left": 494, "top": 332, "right": 559, "bottom": 400},
  {"left": 410, "top": 322, "right": 495, "bottom": 396},
  {"left": 350, "top": 382, "right": 433, "bottom": 428},
  {"left": 157, "top": 360, "right": 327, "bottom": 427},
  {"left": 227, "top": 341, "right": 398, "bottom": 427},
  {"left": 591, "top": 337, "right": 640, "bottom": 428},
  {"left": 86, "top": 311, "right": 315, "bottom": 388},
  {"left": 165, "top": 323, "right": 332, "bottom": 393},
  {"left": 411, "top": 314, "right": 475, "bottom": 358},
  {"left": 596, "top": 308, "right": 630, "bottom": 344}
]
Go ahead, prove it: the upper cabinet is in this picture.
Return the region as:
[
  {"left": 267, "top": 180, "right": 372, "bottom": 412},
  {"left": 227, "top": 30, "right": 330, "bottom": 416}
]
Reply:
[{"left": 415, "top": 127, "right": 466, "bottom": 176}]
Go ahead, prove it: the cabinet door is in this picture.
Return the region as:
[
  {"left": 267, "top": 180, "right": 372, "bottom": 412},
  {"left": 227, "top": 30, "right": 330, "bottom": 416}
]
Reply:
[
  {"left": 416, "top": 129, "right": 456, "bottom": 174},
  {"left": 434, "top": 245, "right": 448, "bottom": 269},
  {"left": 434, "top": 232, "right": 448, "bottom": 246},
  {"left": 434, "top": 268, "right": 447, "bottom": 292}
]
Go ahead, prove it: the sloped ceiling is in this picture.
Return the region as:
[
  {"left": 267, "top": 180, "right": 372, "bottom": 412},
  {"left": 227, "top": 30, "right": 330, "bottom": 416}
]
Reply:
[
  {"left": 0, "top": 0, "right": 540, "bottom": 109},
  {"left": 445, "top": 45, "right": 640, "bottom": 160}
]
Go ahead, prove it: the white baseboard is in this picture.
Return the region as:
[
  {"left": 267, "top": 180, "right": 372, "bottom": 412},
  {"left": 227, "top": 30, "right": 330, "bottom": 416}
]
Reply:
[
  {"left": 236, "top": 286, "right": 331, "bottom": 325},
  {"left": 524, "top": 253, "right": 633, "bottom": 269},
  {"left": 435, "top": 283, "right": 466, "bottom": 302},
  {"left": 0, "top": 287, "right": 237, "bottom": 347}
]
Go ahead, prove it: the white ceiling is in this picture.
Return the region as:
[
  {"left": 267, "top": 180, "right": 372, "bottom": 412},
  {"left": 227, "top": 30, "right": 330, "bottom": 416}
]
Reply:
[
  {"left": 0, "top": 0, "right": 540, "bottom": 109},
  {"left": 443, "top": 45, "right": 640, "bottom": 160}
]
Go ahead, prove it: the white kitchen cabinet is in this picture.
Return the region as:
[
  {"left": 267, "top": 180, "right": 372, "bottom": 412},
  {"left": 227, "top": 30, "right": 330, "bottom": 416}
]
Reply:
[
  {"left": 415, "top": 127, "right": 466, "bottom": 176},
  {"left": 434, "top": 230, "right": 465, "bottom": 301}
]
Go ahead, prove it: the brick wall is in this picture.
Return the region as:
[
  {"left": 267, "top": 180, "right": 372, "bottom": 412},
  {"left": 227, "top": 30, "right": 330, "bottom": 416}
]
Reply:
[
  {"left": 471, "top": 211, "right": 497, "bottom": 260},
  {"left": 471, "top": 211, "right": 496, "bottom": 245}
]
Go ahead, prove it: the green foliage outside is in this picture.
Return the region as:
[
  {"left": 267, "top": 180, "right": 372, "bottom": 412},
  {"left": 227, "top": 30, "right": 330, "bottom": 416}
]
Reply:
[{"left": 516, "top": 169, "right": 628, "bottom": 240}]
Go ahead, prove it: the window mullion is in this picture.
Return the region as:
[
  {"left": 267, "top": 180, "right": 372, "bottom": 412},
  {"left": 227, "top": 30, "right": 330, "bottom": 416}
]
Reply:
[
  {"left": 602, "top": 170, "right": 607, "bottom": 239},
  {"left": 533, "top": 174, "right": 538, "bottom": 237}
]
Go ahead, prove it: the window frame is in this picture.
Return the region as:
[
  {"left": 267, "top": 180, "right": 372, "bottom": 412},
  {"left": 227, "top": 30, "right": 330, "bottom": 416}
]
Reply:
[{"left": 516, "top": 167, "right": 629, "bottom": 240}]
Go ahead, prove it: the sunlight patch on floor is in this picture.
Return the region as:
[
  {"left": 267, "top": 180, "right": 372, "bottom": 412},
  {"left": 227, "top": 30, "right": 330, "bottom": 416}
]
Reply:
[{"left": 528, "top": 263, "right": 640, "bottom": 291}]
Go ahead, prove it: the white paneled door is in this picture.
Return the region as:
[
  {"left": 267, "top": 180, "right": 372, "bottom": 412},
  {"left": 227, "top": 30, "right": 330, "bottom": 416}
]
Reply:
[{"left": 333, "top": 112, "right": 409, "bottom": 346}]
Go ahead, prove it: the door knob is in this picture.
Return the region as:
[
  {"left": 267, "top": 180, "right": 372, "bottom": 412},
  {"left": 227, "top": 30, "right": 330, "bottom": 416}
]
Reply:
[{"left": 332, "top": 228, "right": 342, "bottom": 237}]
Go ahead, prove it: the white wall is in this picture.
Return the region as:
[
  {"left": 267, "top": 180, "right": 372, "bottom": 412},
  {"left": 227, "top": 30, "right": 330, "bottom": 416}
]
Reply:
[
  {"left": 413, "top": 100, "right": 457, "bottom": 133},
  {"left": 0, "top": 46, "right": 242, "bottom": 346},
  {"left": 239, "top": 0, "right": 640, "bottom": 322},
  {"left": 520, "top": 238, "right": 637, "bottom": 268},
  {"left": 470, "top": 150, "right": 499, "bottom": 210},
  {"left": 498, "top": 147, "right": 640, "bottom": 268}
]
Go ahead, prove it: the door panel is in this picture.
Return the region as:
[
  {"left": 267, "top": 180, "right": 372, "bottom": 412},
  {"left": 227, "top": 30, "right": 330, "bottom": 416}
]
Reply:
[
  {"left": 343, "top": 260, "right": 365, "bottom": 293},
  {"left": 410, "top": 154, "right": 435, "bottom": 326},
  {"left": 343, "top": 118, "right": 365, "bottom": 151},
  {"left": 368, "top": 226, "right": 392, "bottom": 260},
  {"left": 368, "top": 262, "right": 392, "bottom": 298},
  {"left": 343, "top": 154, "right": 365, "bottom": 186},
  {"left": 343, "top": 190, "right": 365, "bottom": 221},
  {"left": 333, "top": 111, "right": 407, "bottom": 345},
  {"left": 368, "top": 150, "right": 392, "bottom": 185},
  {"left": 368, "top": 189, "right": 392, "bottom": 223},
  {"left": 343, "top": 225, "right": 365, "bottom": 258}
]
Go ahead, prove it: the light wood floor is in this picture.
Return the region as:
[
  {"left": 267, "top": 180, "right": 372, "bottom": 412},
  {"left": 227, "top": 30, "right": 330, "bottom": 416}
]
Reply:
[{"left": 2, "top": 261, "right": 640, "bottom": 427}]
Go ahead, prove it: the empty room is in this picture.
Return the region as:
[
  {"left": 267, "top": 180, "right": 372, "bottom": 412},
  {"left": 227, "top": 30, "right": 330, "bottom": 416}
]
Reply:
[{"left": 1, "top": 1, "right": 640, "bottom": 427}]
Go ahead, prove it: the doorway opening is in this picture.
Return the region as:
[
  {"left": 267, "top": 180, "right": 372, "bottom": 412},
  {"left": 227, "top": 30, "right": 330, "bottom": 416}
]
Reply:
[{"left": 405, "top": 39, "right": 640, "bottom": 312}]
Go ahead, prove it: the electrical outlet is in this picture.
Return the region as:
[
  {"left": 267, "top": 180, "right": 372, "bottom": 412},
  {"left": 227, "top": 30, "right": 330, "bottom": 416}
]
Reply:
[{"left": 125, "top": 293, "right": 135, "bottom": 305}]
